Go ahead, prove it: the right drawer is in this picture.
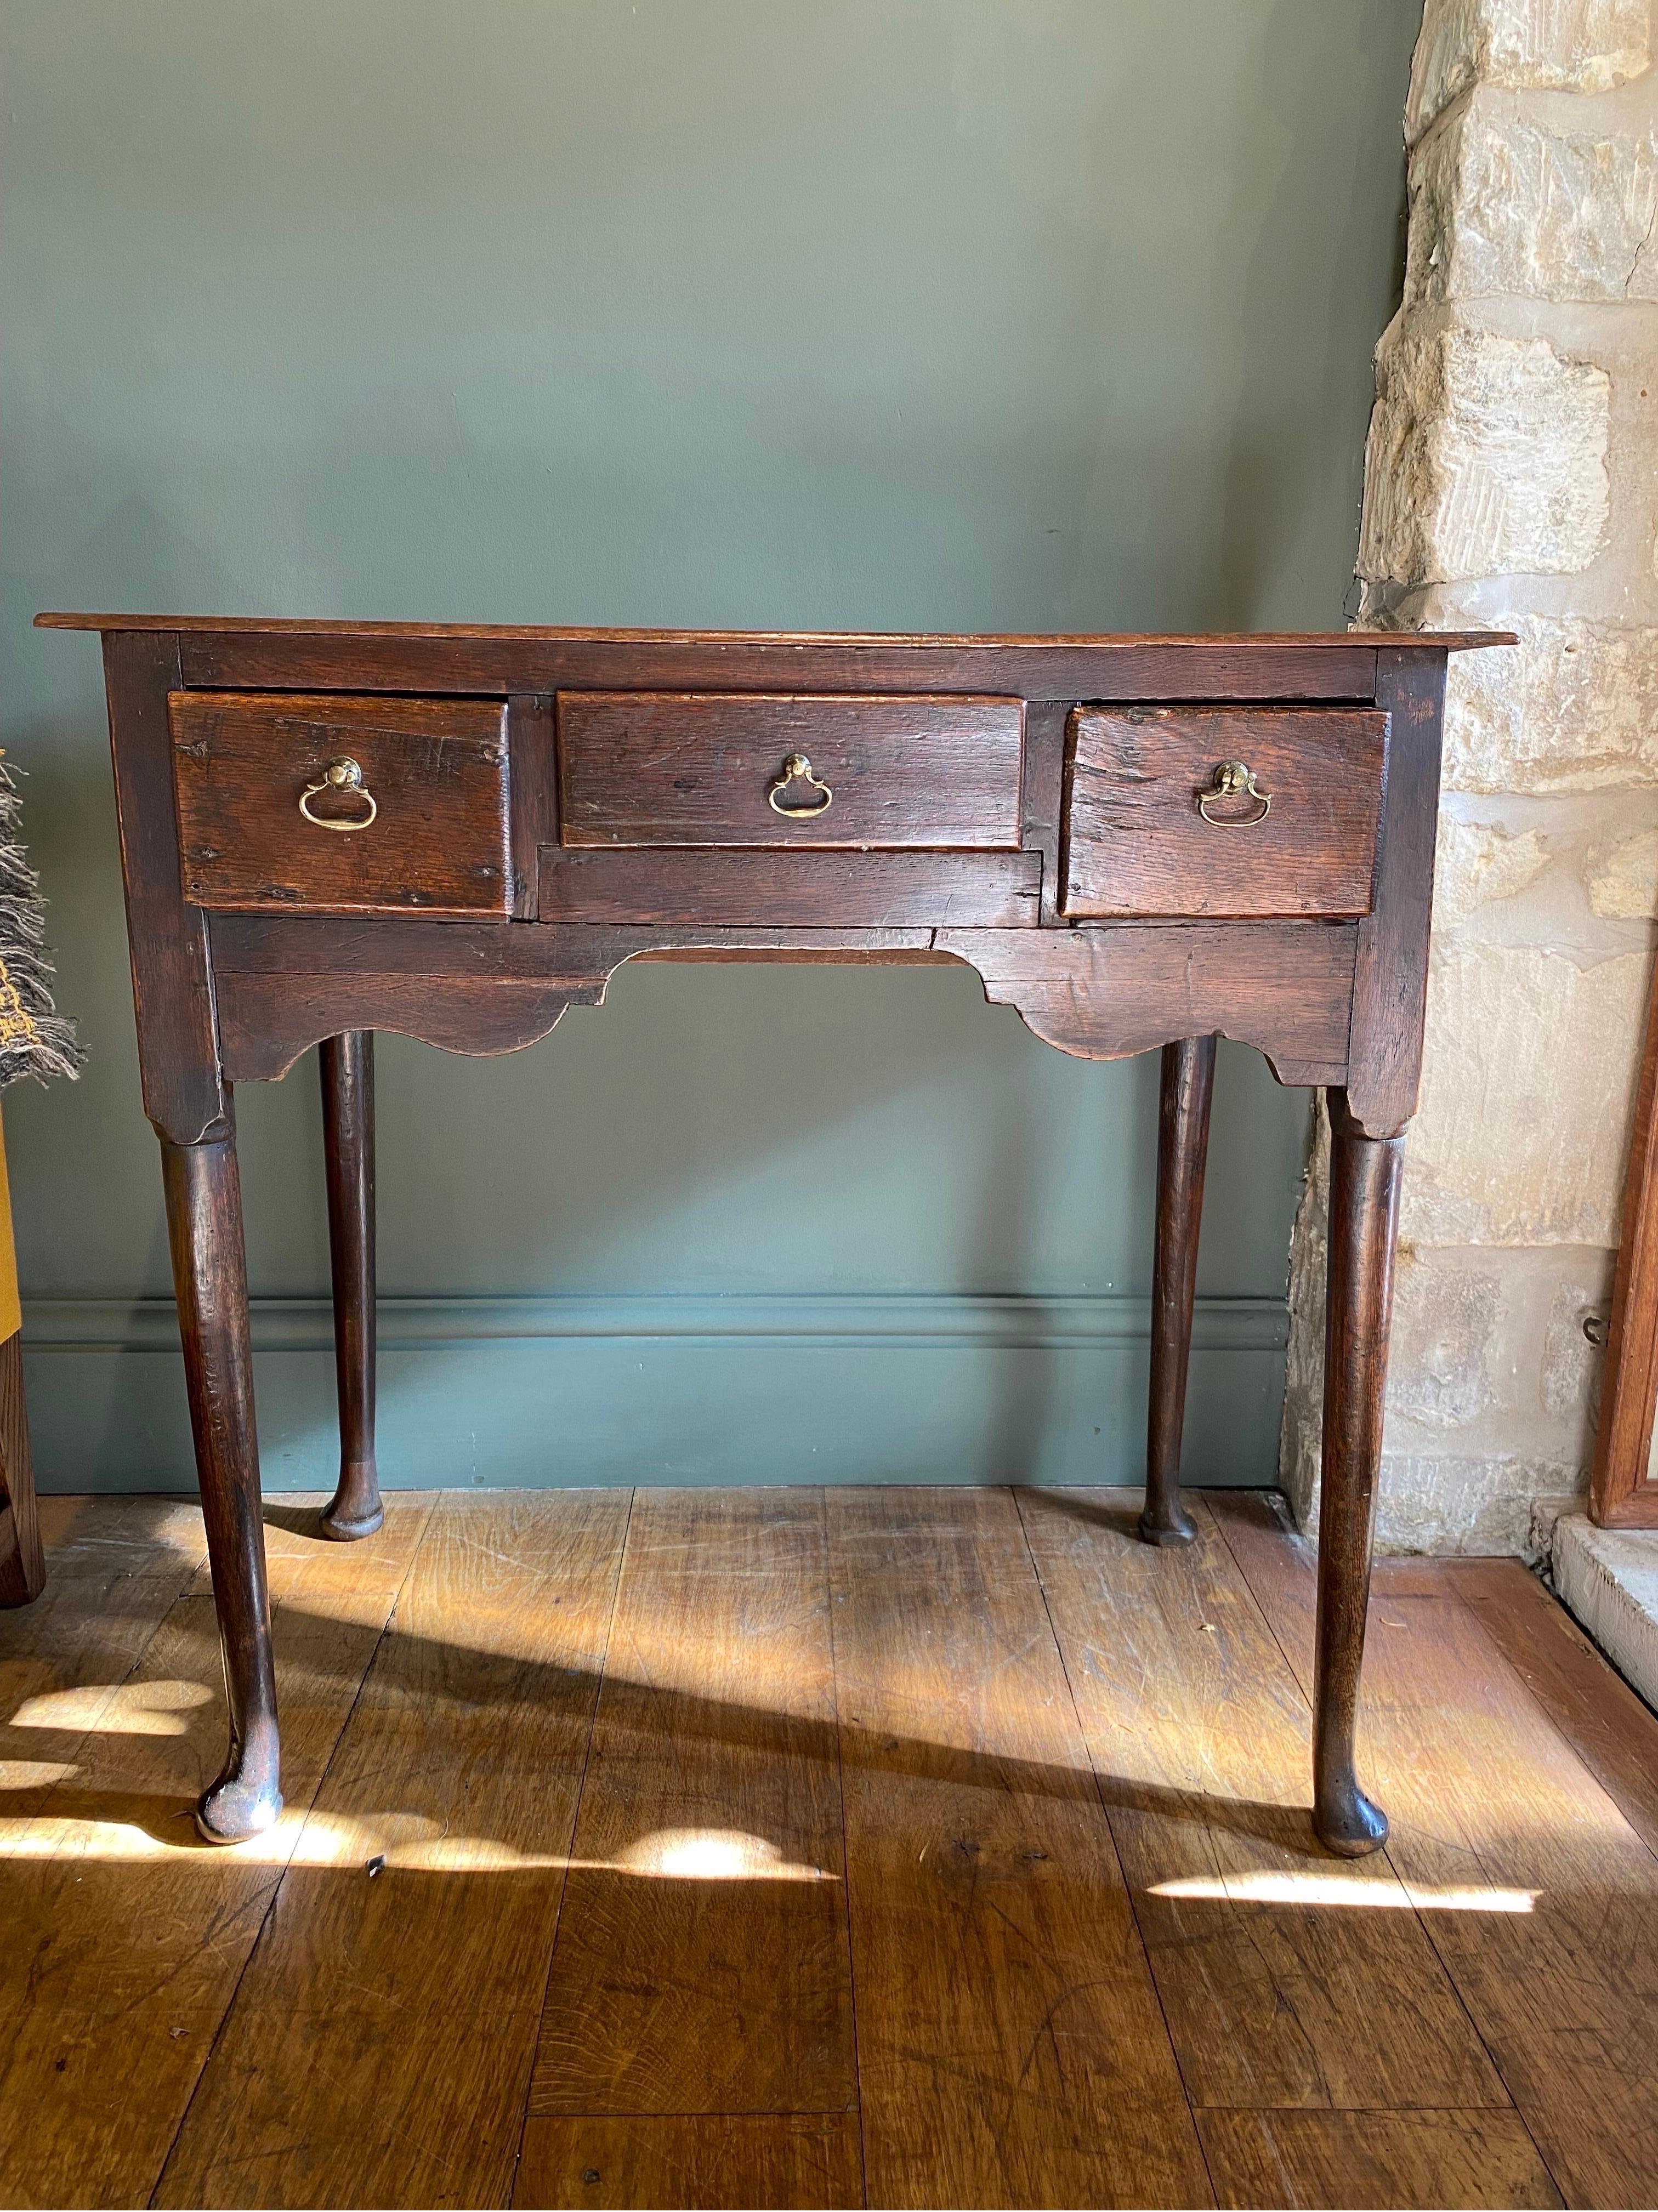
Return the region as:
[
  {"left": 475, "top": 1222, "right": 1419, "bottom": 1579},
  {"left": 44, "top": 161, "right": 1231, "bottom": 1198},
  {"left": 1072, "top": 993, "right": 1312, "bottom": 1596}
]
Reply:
[{"left": 1061, "top": 706, "right": 1388, "bottom": 920}]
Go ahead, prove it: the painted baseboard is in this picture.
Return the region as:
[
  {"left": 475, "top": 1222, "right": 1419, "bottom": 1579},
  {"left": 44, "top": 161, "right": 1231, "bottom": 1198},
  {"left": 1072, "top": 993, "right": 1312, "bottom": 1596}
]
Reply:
[{"left": 24, "top": 1292, "right": 1289, "bottom": 1494}]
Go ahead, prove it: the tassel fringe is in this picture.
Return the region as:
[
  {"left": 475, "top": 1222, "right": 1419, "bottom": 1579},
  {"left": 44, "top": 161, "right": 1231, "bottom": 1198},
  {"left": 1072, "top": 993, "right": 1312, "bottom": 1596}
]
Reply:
[{"left": 0, "top": 760, "right": 81, "bottom": 1089}]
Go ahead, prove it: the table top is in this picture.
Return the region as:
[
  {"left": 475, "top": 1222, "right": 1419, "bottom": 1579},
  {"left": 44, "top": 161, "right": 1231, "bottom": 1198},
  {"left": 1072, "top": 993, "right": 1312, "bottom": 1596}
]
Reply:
[{"left": 36, "top": 613, "right": 1513, "bottom": 650}]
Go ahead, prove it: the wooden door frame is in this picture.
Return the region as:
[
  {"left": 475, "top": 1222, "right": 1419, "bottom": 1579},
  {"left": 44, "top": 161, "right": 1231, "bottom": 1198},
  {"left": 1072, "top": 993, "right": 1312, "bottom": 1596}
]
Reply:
[{"left": 1592, "top": 952, "right": 1658, "bottom": 1524}]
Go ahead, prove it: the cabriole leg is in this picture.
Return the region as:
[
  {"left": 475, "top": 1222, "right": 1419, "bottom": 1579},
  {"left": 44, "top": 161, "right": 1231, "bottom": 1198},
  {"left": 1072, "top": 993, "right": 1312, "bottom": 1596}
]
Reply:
[
  {"left": 160, "top": 1120, "right": 282, "bottom": 1844},
  {"left": 319, "top": 1032, "right": 382, "bottom": 1540},
  {"left": 1140, "top": 1034, "right": 1216, "bottom": 1546},
  {"left": 1312, "top": 1090, "right": 1404, "bottom": 1857}
]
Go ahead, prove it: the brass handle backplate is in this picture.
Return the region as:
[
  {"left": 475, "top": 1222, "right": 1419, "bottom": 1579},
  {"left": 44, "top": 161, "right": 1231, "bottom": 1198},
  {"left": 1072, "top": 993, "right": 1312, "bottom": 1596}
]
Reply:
[
  {"left": 768, "top": 753, "right": 833, "bottom": 818},
  {"left": 299, "top": 756, "right": 378, "bottom": 833},
  {"left": 1197, "top": 760, "right": 1270, "bottom": 827}
]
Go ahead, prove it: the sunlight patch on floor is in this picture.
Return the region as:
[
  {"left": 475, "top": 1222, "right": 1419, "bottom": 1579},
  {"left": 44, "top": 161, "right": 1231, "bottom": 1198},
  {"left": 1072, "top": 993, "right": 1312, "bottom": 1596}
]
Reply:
[
  {"left": 1150, "top": 1871, "right": 1537, "bottom": 1912},
  {"left": 0, "top": 1760, "right": 77, "bottom": 1789},
  {"left": 9, "top": 1680, "right": 213, "bottom": 1736},
  {"left": 0, "top": 1811, "right": 834, "bottom": 1880}
]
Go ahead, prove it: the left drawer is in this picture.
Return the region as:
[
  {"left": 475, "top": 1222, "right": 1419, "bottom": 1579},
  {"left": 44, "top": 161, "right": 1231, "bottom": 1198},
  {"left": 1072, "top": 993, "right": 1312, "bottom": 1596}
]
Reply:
[{"left": 171, "top": 692, "right": 512, "bottom": 915}]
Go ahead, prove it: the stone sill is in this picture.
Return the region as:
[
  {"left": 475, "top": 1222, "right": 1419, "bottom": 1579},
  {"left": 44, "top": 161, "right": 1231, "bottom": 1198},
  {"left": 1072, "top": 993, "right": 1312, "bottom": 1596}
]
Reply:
[{"left": 1551, "top": 1515, "right": 1658, "bottom": 1709}]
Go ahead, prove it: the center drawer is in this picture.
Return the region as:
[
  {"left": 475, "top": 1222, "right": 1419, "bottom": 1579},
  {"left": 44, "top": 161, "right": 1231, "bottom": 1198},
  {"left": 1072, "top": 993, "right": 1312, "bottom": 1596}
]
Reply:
[{"left": 556, "top": 692, "right": 1024, "bottom": 849}]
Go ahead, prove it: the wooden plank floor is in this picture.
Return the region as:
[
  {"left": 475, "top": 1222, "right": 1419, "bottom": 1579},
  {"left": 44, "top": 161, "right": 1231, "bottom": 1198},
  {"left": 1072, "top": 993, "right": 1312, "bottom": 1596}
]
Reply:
[{"left": 1, "top": 1487, "right": 1653, "bottom": 2208}]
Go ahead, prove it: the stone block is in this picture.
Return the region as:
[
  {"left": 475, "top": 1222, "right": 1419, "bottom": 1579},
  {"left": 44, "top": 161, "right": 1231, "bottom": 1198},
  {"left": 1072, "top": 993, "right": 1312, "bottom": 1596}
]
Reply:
[
  {"left": 1407, "top": 98, "right": 1658, "bottom": 304},
  {"left": 1444, "top": 614, "right": 1658, "bottom": 791},
  {"left": 1588, "top": 823, "right": 1658, "bottom": 913},
  {"left": 1387, "top": 1253, "right": 1502, "bottom": 1428},
  {"left": 1359, "top": 323, "right": 1609, "bottom": 586},
  {"left": 1403, "top": 941, "right": 1647, "bottom": 1243},
  {"left": 1434, "top": 815, "right": 1552, "bottom": 923},
  {"left": 1373, "top": 1452, "right": 1585, "bottom": 1553},
  {"left": 1408, "top": 0, "right": 1653, "bottom": 143}
]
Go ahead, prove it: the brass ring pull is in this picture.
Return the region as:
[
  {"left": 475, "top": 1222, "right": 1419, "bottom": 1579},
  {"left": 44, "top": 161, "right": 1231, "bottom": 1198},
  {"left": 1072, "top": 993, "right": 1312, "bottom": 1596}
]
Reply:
[
  {"left": 768, "top": 753, "right": 833, "bottom": 818},
  {"left": 299, "top": 756, "right": 378, "bottom": 833},
  {"left": 1197, "top": 760, "right": 1270, "bottom": 827}
]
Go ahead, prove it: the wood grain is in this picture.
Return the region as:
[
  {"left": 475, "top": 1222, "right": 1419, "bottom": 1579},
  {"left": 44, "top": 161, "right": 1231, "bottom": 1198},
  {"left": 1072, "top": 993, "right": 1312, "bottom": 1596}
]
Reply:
[
  {"left": 40, "top": 612, "right": 1498, "bottom": 646},
  {"left": 508, "top": 693, "right": 557, "bottom": 918},
  {"left": 1212, "top": 1492, "right": 1658, "bottom": 2211},
  {"left": 157, "top": 632, "right": 1395, "bottom": 706},
  {"left": 557, "top": 691, "right": 1024, "bottom": 850},
  {"left": 1311, "top": 1101, "right": 1403, "bottom": 1856},
  {"left": 0, "top": 1495, "right": 433, "bottom": 2210},
  {"left": 15, "top": 1490, "right": 1658, "bottom": 2211},
  {"left": 161, "top": 1128, "right": 282, "bottom": 1841},
  {"left": 0, "top": 1496, "right": 208, "bottom": 1831},
  {"left": 1016, "top": 1488, "right": 1503, "bottom": 2112},
  {"left": 0, "top": 1333, "right": 43, "bottom": 1605},
  {"left": 172, "top": 691, "right": 512, "bottom": 915},
  {"left": 527, "top": 1489, "right": 854, "bottom": 2118},
  {"left": 1344, "top": 647, "right": 1449, "bottom": 1139},
  {"left": 214, "top": 969, "right": 592, "bottom": 1082},
  {"left": 939, "top": 922, "right": 1356, "bottom": 1080},
  {"left": 538, "top": 846, "right": 1042, "bottom": 926},
  {"left": 515, "top": 2114, "right": 864, "bottom": 2210},
  {"left": 1143, "top": 1039, "right": 1215, "bottom": 1543},
  {"left": 1020, "top": 700, "right": 1070, "bottom": 925},
  {"left": 208, "top": 912, "right": 933, "bottom": 979},
  {"left": 1063, "top": 709, "right": 1386, "bottom": 919},
  {"left": 827, "top": 1485, "right": 1211, "bottom": 2209},
  {"left": 155, "top": 1491, "right": 629, "bottom": 2211},
  {"left": 1197, "top": 2108, "right": 1561, "bottom": 2209},
  {"left": 318, "top": 1032, "right": 381, "bottom": 1541},
  {"left": 1449, "top": 1556, "right": 1658, "bottom": 1871},
  {"left": 103, "top": 630, "right": 226, "bottom": 1145}
]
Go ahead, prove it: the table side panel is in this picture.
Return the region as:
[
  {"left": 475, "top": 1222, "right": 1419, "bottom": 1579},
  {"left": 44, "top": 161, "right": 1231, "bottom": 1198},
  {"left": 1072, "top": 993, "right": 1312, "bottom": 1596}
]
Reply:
[
  {"left": 1345, "top": 647, "right": 1450, "bottom": 1137},
  {"left": 105, "top": 634, "right": 229, "bottom": 1146}
]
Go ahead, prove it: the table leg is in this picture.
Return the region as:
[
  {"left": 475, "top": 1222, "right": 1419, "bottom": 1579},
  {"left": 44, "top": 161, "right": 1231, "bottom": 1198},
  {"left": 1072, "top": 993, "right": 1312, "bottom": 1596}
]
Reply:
[
  {"left": 319, "top": 1031, "right": 382, "bottom": 1540},
  {"left": 161, "top": 1121, "right": 282, "bottom": 1843},
  {"left": 0, "top": 1333, "right": 44, "bottom": 1606},
  {"left": 1141, "top": 1035, "right": 1215, "bottom": 1546},
  {"left": 1312, "top": 1091, "right": 1404, "bottom": 1856}
]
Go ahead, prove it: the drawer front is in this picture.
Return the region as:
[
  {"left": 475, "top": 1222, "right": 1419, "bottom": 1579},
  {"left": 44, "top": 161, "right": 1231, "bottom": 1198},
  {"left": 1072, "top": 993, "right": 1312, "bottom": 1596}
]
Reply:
[
  {"left": 557, "top": 692, "right": 1024, "bottom": 849},
  {"left": 172, "top": 692, "right": 512, "bottom": 915},
  {"left": 1062, "top": 707, "right": 1388, "bottom": 920}
]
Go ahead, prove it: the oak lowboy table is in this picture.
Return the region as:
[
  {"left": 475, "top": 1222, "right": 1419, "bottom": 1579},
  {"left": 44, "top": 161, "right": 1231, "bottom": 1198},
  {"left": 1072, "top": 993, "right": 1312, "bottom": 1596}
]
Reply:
[{"left": 43, "top": 613, "right": 1507, "bottom": 1852}]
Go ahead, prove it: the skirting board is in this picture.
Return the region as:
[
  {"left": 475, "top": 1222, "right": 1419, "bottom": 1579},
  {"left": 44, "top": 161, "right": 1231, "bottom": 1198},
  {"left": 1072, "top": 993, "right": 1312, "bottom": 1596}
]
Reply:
[{"left": 24, "top": 1292, "right": 1288, "bottom": 1494}]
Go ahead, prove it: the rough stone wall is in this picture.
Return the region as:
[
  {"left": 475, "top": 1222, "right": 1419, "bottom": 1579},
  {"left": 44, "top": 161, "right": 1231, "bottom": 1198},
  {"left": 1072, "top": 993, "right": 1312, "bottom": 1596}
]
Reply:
[{"left": 1281, "top": 0, "right": 1658, "bottom": 1553}]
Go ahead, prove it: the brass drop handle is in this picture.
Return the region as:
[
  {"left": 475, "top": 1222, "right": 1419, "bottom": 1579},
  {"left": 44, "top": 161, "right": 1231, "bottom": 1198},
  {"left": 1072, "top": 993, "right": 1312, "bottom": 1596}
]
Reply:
[
  {"left": 768, "top": 753, "right": 833, "bottom": 818},
  {"left": 299, "top": 756, "right": 378, "bottom": 833},
  {"left": 1197, "top": 759, "right": 1270, "bottom": 827}
]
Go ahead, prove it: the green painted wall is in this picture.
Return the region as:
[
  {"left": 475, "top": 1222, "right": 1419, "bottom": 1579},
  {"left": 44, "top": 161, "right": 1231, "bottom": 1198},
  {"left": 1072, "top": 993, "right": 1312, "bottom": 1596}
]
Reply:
[{"left": 1, "top": 0, "right": 1416, "bottom": 1493}]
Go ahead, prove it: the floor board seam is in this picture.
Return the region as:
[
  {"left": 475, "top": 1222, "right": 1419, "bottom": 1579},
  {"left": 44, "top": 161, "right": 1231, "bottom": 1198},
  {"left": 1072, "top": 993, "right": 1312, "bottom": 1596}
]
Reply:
[
  {"left": 508, "top": 1485, "right": 637, "bottom": 2206},
  {"left": 1454, "top": 1574, "right": 1658, "bottom": 1880},
  {"left": 144, "top": 1486, "right": 442, "bottom": 2210},
  {"left": 817, "top": 1485, "right": 871, "bottom": 2211},
  {"left": 1207, "top": 1498, "right": 1572, "bottom": 2208},
  {"left": 1010, "top": 1484, "right": 1220, "bottom": 2210}
]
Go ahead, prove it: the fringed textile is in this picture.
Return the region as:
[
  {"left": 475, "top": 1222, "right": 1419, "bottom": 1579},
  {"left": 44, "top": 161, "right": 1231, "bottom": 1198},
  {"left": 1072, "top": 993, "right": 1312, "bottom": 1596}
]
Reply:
[{"left": 0, "top": 760, "right": 80, "bottom": 1089}]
